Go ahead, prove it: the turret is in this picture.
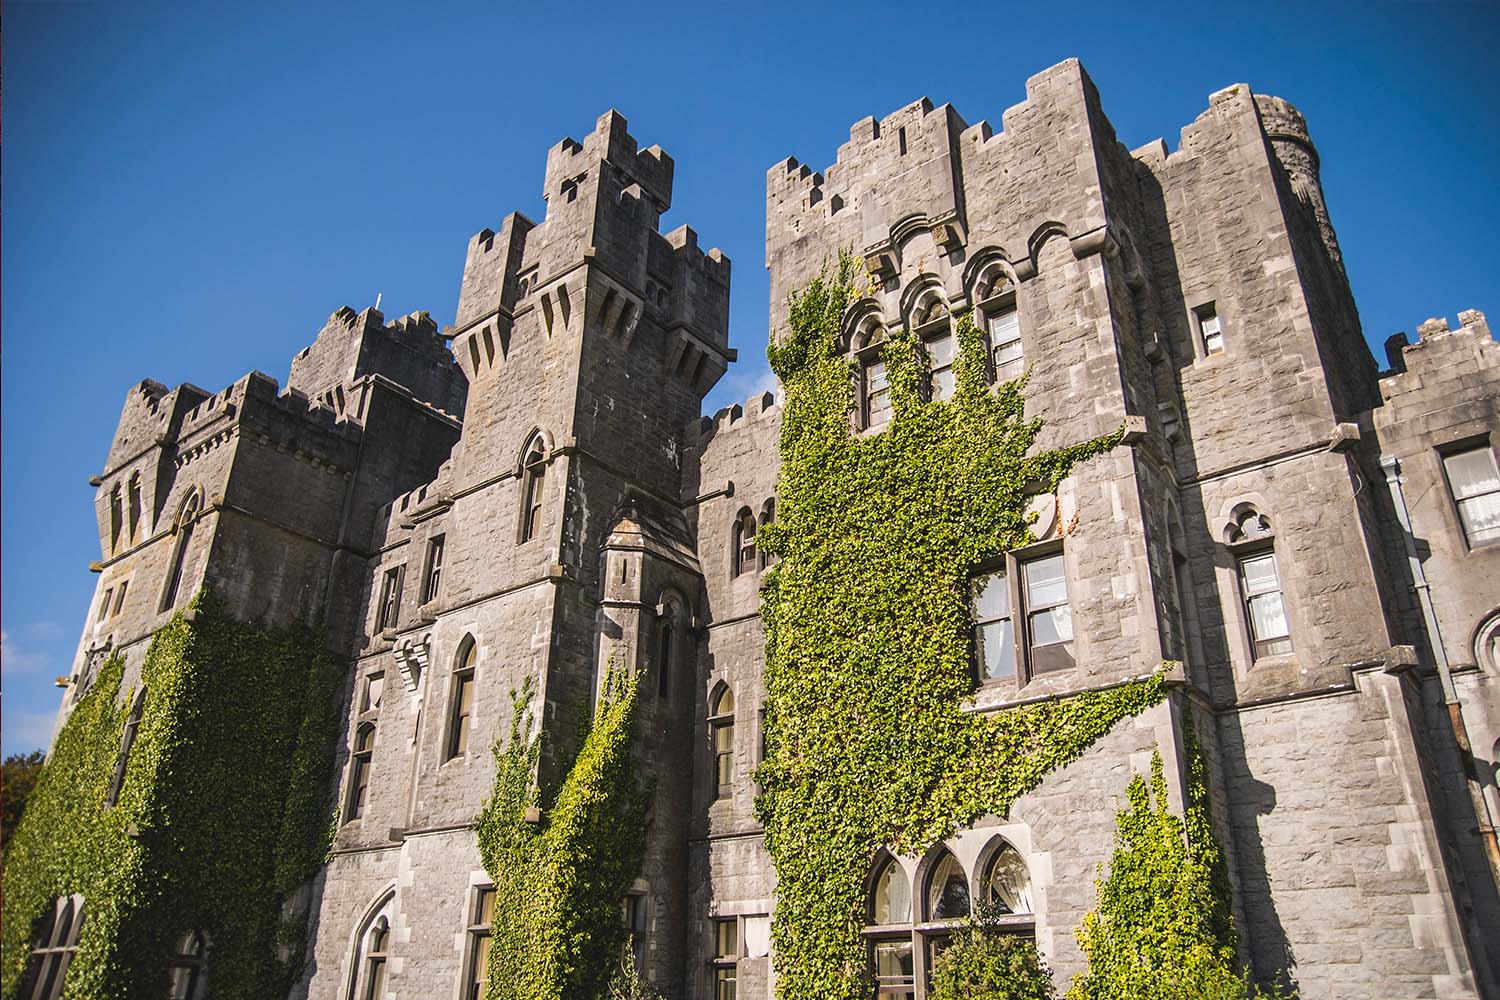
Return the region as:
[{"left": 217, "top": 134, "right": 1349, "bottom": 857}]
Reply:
[{"left": 1255, "top": 94, "right": 1344, "bottom": 274}]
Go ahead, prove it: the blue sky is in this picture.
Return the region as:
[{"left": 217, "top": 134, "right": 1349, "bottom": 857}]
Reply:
[{"left": 4, "top": 2, "right": 1497, "bottom": 755}]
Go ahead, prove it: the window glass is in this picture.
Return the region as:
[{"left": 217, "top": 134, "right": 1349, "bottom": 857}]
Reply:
[
  {"left": 989, "top": 308, "right": 1023, "bottom": 380},
  {"left": 873, "top": 940, "right": 914, "bottom": 999},
  {"left": 1023, "top": 555, "right": 1068, "bottom": 608},
  {"left": 1445, "top": 447, "right": 1500, "bottom": 545},
  {"left": 1198, "top": 305, "right": 1224, "bottom": 354},
  {"left": 742, "top": 915, "right": 771, "bottom": 958},
  {"left": 466, "top": 887, "right": 494, "bottom": 1000},
  {"left": 872, "top": 860, "right": 911, "bottom": 924},
  {"left": 866, "top": 359, "right": 892, "bottom": 428},
  {"left": 1239, "top": 552, "right": 1292, "bottom": 657},
  {"left": 978, "top": 621, "right": 1015, "bottom": 682},
  {"left": 1024, "top": 554, "right": 1074, "bottom": 671},
  {"left": 925, "top": 853, "right": 970, "bottom": 920},
  {"left": 973, "top": 571, "right": 1015, "bottom": 682},
  {"left": 984, "top": 845, "right": 1033, "bottom": 915},
  {"left": 927, "top": 333, "right": 956, "bottom": 402}
]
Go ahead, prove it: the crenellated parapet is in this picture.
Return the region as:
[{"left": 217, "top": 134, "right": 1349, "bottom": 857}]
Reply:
[{"left": 289, "top": 305, "right": 466, "bottom": 421}]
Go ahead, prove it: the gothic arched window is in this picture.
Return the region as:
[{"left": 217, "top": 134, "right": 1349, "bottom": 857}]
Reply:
[
  {"left": 657, "top": 620, "right": 675, "bottom": 699},
  {"left": 159, "top": 490, "right": 202, "bottom": 612},
  {"left": 981, "top": 842, "right": 1034, "bottom": 916},
  {"left": 347, "top": 724, "right": 376, "bottom": 821},
  {"left": 19, "top": 894, "right": 85, "bottom": 1000},
  {"left": 360, "top": 918, "right": 389, "bottom": 1000},
  {"left": 732, "top": 508, "right": 757, "bottom": 577},
  {"left": 519, "top": 435, "right": 548, "bottom": 544},
  {"left": 167, "top": 929, "right": 210, "bottom": 1000},
  {"left": 446, "top": 637, "right": 478, "bottom": 761},
  {"left": 109, "top": 484, "right": 124, "bottom": 554},
  {"left": 758, "top": 499, "right": 777, "bottom": 570},
  {"left": 128, "top": 474, "right": 144, "bottom": 543},
  {"left": 865, "top": 856, "right": 914, "bottom": 998},
  {"left": 709, "top": 685, "right": 735, "bottom": 799},
  {"left": 1226, "top": 507, "right": 1292, "bottom": 660}
]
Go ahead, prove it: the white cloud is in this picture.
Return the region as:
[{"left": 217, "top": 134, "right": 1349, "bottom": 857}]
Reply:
[
  {"left": 703, "top": 364, "right": 780, "bottom": 416},
  {"left": 1, "top": 628, "right": 54, "bottom": 676}
]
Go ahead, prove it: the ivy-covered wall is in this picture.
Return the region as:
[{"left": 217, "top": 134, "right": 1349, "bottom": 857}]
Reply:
[
  {"left": 755, "top": 256, "right": 1168, "bottom": 1000},
  {"left": 476, "top": 669, "right": 651, "bottom": 1000},
  {"left": 0, "top": 591, "right": 342, "bottom": 1000}
]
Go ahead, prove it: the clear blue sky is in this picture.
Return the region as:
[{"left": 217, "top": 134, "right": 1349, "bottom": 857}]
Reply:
[{"left": 4, "top": 2, "right": 1497, "bottom": 755}]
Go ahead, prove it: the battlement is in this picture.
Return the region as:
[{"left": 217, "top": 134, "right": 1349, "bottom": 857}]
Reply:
[
  {"left": 544, "top": 109, "right": 673, "bottom": 214},
  {"left": 1382, "top": 309, "right": 1496, "bottom": 379},
  {"left": 288, "top": 304, "right": 466, "bottom": 420},
  {"left": 691, "top": 389, "right": 780, "bottom": 443}
]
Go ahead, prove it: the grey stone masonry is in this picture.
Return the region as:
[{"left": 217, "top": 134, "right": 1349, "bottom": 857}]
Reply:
[{"left": 45, "top": 60, "right": 1500, "bottom": 1000}]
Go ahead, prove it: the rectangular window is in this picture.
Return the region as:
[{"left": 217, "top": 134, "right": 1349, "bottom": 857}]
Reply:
[
  {"left": 864, "top": 359, "right": 892, "bottom": 429},
  {"left": 1238, "top": 551, "right": 1292, "bottom": 658},
  {"left": 988, "top": 307, "right": 1023, "bottom": 381},
  {"left": 712, "top": 919, "right": 738, "bottom": 1000},
  {"left": 465, "top": 886, "right": 494, "bottom": 1000},
  {"left": 1022, "top": 552, "right": 1074, "bottom": 673},
  {"left": 926, "top": 332, "right": 956, "bottom": 401},
  {"left": 872, "top": 938, "right": 915, "bottom": 999},
  {"left": 112, "top": 582, "right": 128, "bottom": 617},
  {"left": 448, "top": 670, "right": 475, "bottom": 759},
  {"left": 97, "top": 590, "right": 113, "bottom": 623},
  {"left": 714, "top": 720, "right": 734, "bottom": 796},
  {"left": 971, "top": 569, "right": 1015, "bottom": 682},
  {"left": 376, "top": 567, "right": 403, "bottom": 631},
  {"left": 1196, "top": 303, "right": 1224, "bottom": 355},
  {"left": 422, "top": 535, "right": 445, "bottom": 604},
  {"left": 1443, "top": 445, "right": 1500, "bottom": 546},
  {"left": 621, "top": 892, "right": 647, "bottom": 972}
]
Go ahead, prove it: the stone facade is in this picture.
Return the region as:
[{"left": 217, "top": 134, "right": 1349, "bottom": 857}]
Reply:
[{"left": 51, "top": 60, "right": 1500, "bottom": 999}]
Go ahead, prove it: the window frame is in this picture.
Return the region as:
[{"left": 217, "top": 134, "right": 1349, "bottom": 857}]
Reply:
[
  {"left": 445, "top": 639, "right": 478, "bottom": 762},
  {"left": 167, "top": 929, "right": 210, "bottom": 1000},
  {"left": 977, "top": 282, "right": 1023, "bottom": 385},
  {"left": 710, "top": 917, "right": 738, "bottom": 1000},
  {"left": 853, "top": 328, "right": 892, "bottom": 432},
  {"left": 346, "top": 723, "right": 376, "bottom": 822},
  {"left": 969, "top": 541, "right": 1075, "bottom": 689},
  {"left": 1439, "top": 439, "right": 1500, "bottom": 550},
  {"left": 708, "top": 685, "right": 735, "bottom": 801},
  {"left": 375, "top": 566, "right": 404, "bottom": 632},
  {"left": 104, "top": 686, "right": 147, "bottom": 808},
  {"left": 1194, "top": 301, "right": 1225, "bottom": 357},
  {"left": 1234, "top": 546, "right": 1293, "bottom": 660},
  {"left": 519, "top": 440, "right": 548, "bottom": 544},
  {"left": 732, "top": 509, "right": 757, "bottom": 578},
  {"left": 463, "top": 885, "right": 495, "bottom": 1000},
  {"left": 20, "top": 894, "right": 86, "bottom": 1000},
  {"left": 159, "top": 491, "right": 202, "bottom": 613},
  {"left": 421, "top": 534, "right": 445, "bottom": 604}
]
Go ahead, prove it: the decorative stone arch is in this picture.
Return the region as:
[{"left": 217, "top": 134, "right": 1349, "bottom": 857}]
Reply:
[
  {"left": 1471, "top": 609, "right": 1500, "bottom": 673},
  {"left": 1025, "top": 220, "right": 1072, "bottom": 276},
  {"left": 900, "top": 275, "right": 949, "bottom": 332},
  {"left": 972, "top": 833, "right": 1036, "bottom": 917},
  {"left": 839, "top": 298, "right": 887, "bottom": 354},
  {"left": 513, "top": 426, "right": 555, "bottom": 478},
  {"left": 342, "top": 883, "right": 397, "bottom": 1000},
  {"left": 963, "top": 248, "right": 1020, "bottom": 305},
  {"left": 1221, "top": 501, "right": 1275, "bottom": 546},
  {"left": 864, "top": 847, "right": 913, "bottom": 923},
  {"left": 914, "top": 842, "right": 970, "bottom": 922}
]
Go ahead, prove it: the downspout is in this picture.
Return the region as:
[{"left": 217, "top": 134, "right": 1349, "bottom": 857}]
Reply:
[{"left": 1381, "top": 454, "right": 1500, "bottom": 884}]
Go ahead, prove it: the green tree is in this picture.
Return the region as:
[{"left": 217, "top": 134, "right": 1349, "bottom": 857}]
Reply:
[{"left": 1, "top": 751, "right": 47, "bottom": 853}]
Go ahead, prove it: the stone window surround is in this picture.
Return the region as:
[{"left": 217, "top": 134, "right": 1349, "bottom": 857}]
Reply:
[
  {"left": 731, "top": 507, "right": 758, "bottom": 579},
  {"left": 442, "top": 636, "right": 480, "bottom": 765},
  {"left": 343, "top": 885, "right": 397, "bottom": 1000},
  {"left": 708, "top": 682, "right": 736, "bottom": 802},
  {"left": 1185, "top": 290, "right": 1229, "bottom": 365},
  {"left": 459, "top": 878, "right": 494, "bottom": 1000},
  {"left": 1436, "top": 434, "right": 1500, "bottom": 552},
  {"left": 969, "top": 538, "right": 1076, "bottom": 690},
  {"left": 1212, "top": 499, "right": 1301, "bottom": 678},
  {"left": 862, "top": 826, "right": 1041, "bottom": 999}
]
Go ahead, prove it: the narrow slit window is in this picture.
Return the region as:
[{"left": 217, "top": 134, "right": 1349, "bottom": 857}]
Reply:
[
  {"left": 520, "top": 439, "right": 548, "bottom": 543},
  {"left": 1197, "top": 303, "right": 1224, "bottom": 355},
  {"left": 422, "top": 535, "right": 445, "bottom": 604},
  {"left": 347, "top": 724, "right": 375, "bottom": 821},
  {"left": 465, "top": 887, "right": 495, "bottom": 1000},
  {"left": 447, "top": 640, "right": 478, "bottom": 761},
  {"left": 105, "top": 687, "right": 147, "bottom": 808},
  {"left": 375, "top": 566, "right": 403, "bottom": 631},
  {"left": 709, "top": 686, "right": 735, "bottom": 799}
]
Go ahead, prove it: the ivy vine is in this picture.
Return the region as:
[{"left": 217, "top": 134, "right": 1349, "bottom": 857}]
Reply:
[
  {"left": 755, "top": 254, "right": 1167, "bottom": 1000},
  {"left": 0, "top": 591, "right": 342, "bottom": 999},
  {"left": 476, "top": 667, "right": 651, "bottom": 1000}
]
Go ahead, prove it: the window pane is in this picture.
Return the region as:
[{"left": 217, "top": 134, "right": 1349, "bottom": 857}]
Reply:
[
  {"left": 977, "top": 621, "right": 1015, "bottom": 681},
  {"left": 996, "top": 357, "right": 1024, "bottom": 382},
  {"left": 1460, "top": 494, "right": 1500, "bottom": 544},
  {"left": 743, "top": 915, "right": 771, "bottom": 958},
  {"left": 1023, "top": 554, "right": 1067, "bottom": 608},
  {"left": 867, "top": 361, "right": 888, "bottom": 392},
  {"left": 714, "top": 968, "right": 737, "bottom": 1000},
  {"left": 1248, "top": 591, "right": 1290, "bottom": 643},
  {"left": 926, "top": 854, "right": 970, "bottom": 920},
  {"left": 1445, "top": 448, "right": 1500, "bottom": 499},
  {"left": 988, "top": 309, "right": 1019, "bottom": 342},
  {"left": 872, "top": 862, "right": 911, "bottom": 924},
  {"left": 984, "top": 846, "right": 1033, "bottom": 914},
  {"left": 716, "top": 920, "right": 737, "bottom": 958},
  {"left": 476, "top": 887, "right": 495, "bottom": 926},
  {"left": 931, "top": 367, "right": 956, "bottom": 401},
  {"left": 995, "top": 339, "right": 1023, "bottom": 364},
  {"left": 868, "top": 388, "right": 892, "bottom": 425},
  {"left": 1029, "top": 604, "right": 1074, "bottom": 646},
  {"left": 972, "top": 571, "right": 1009, "bottom": 622},
  {"left": 927, "top": 334, "right": 955, "bottom": 367},
  {"left": 874, "top": 940, "right": 914, "bottom": 983},
  {"left": 1239, "top": 553, "right": 1279, "bottom": 596}
]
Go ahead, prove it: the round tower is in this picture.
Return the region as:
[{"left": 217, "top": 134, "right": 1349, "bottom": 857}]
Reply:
[{"left": 1255, "top": 94, "right": 1345, "bottom": 273}]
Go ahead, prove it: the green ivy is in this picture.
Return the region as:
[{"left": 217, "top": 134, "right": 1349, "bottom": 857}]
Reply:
[
  {"left": 1066, "top": 733, "right": 1285, "bottom": 1000},
  {"left": 756, "top": 254, "right": 1168, "bottom": 1000},
  {"left": 0, "top": 591, "right": 343, "bottom": 999},
  {"left": 928, "top": 914, "right": 1059, "bottom": 1000},
  {"left": 476, "top": 668, "right": 650, "bottom": 1000}
]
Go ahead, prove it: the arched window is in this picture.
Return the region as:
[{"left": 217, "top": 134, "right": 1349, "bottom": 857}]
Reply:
[
  {"left": 159, "top": 491, "right": 202, "bottom": 612},
  {"left": 911, "top": 289, "right": 955, "bottom": 402},
  {"left": 128, "top": 474, "right": 144, "bottom": 543},
  {"left": 709, "top": 685, "right": 735, "bottom": 800},
  {"left": 732, "top": 508, "right": 757, "bottom": 578},
  {"left": 360, "top": 918, "right": 390, "bottom": 1000},
  {"left": 446, "top": 638, "right": 478, "bottom": 761},
  {"left": 105, "top": 686, "right": 146, "bottom": 808},
  {"left": 1226, "top": 507, "right": 1292, "bottom": 660},
  {"left": 972, "top": 260, "right": 1022, "bottom": 384},
  {"left": 519, "top": 436, "right": 548, "bottom": 543},
  {"left": 109, "top": 484, "right": 124, "bottom": 553},
  {"left": 657, "top": 620, "right": 674, "bottom": 699},
  {"left": 19, "top": 894, "right": 85, "bottom": 1000},
  {"left": 758, "top": 500, "right": 777, "bottom": 570},
  {"left": 168, "top": 929, "right": 210, "bottom": 1000},
  {"left": 347, "top": 724, "right": 376, "bottom": 821},
  {"left": 865, "top": 857, "right": 914, "bottom": 998},
  {"left": 981, "top": 843, "right": 1034, "bottom": 916},
  {"left": 924, "top": 850, "right": 970, "bottom": 921}
]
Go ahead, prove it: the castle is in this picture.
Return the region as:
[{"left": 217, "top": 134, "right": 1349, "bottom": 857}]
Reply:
[{"left": 11, "top": 58, "right": 1500, "bottom": 1000}]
